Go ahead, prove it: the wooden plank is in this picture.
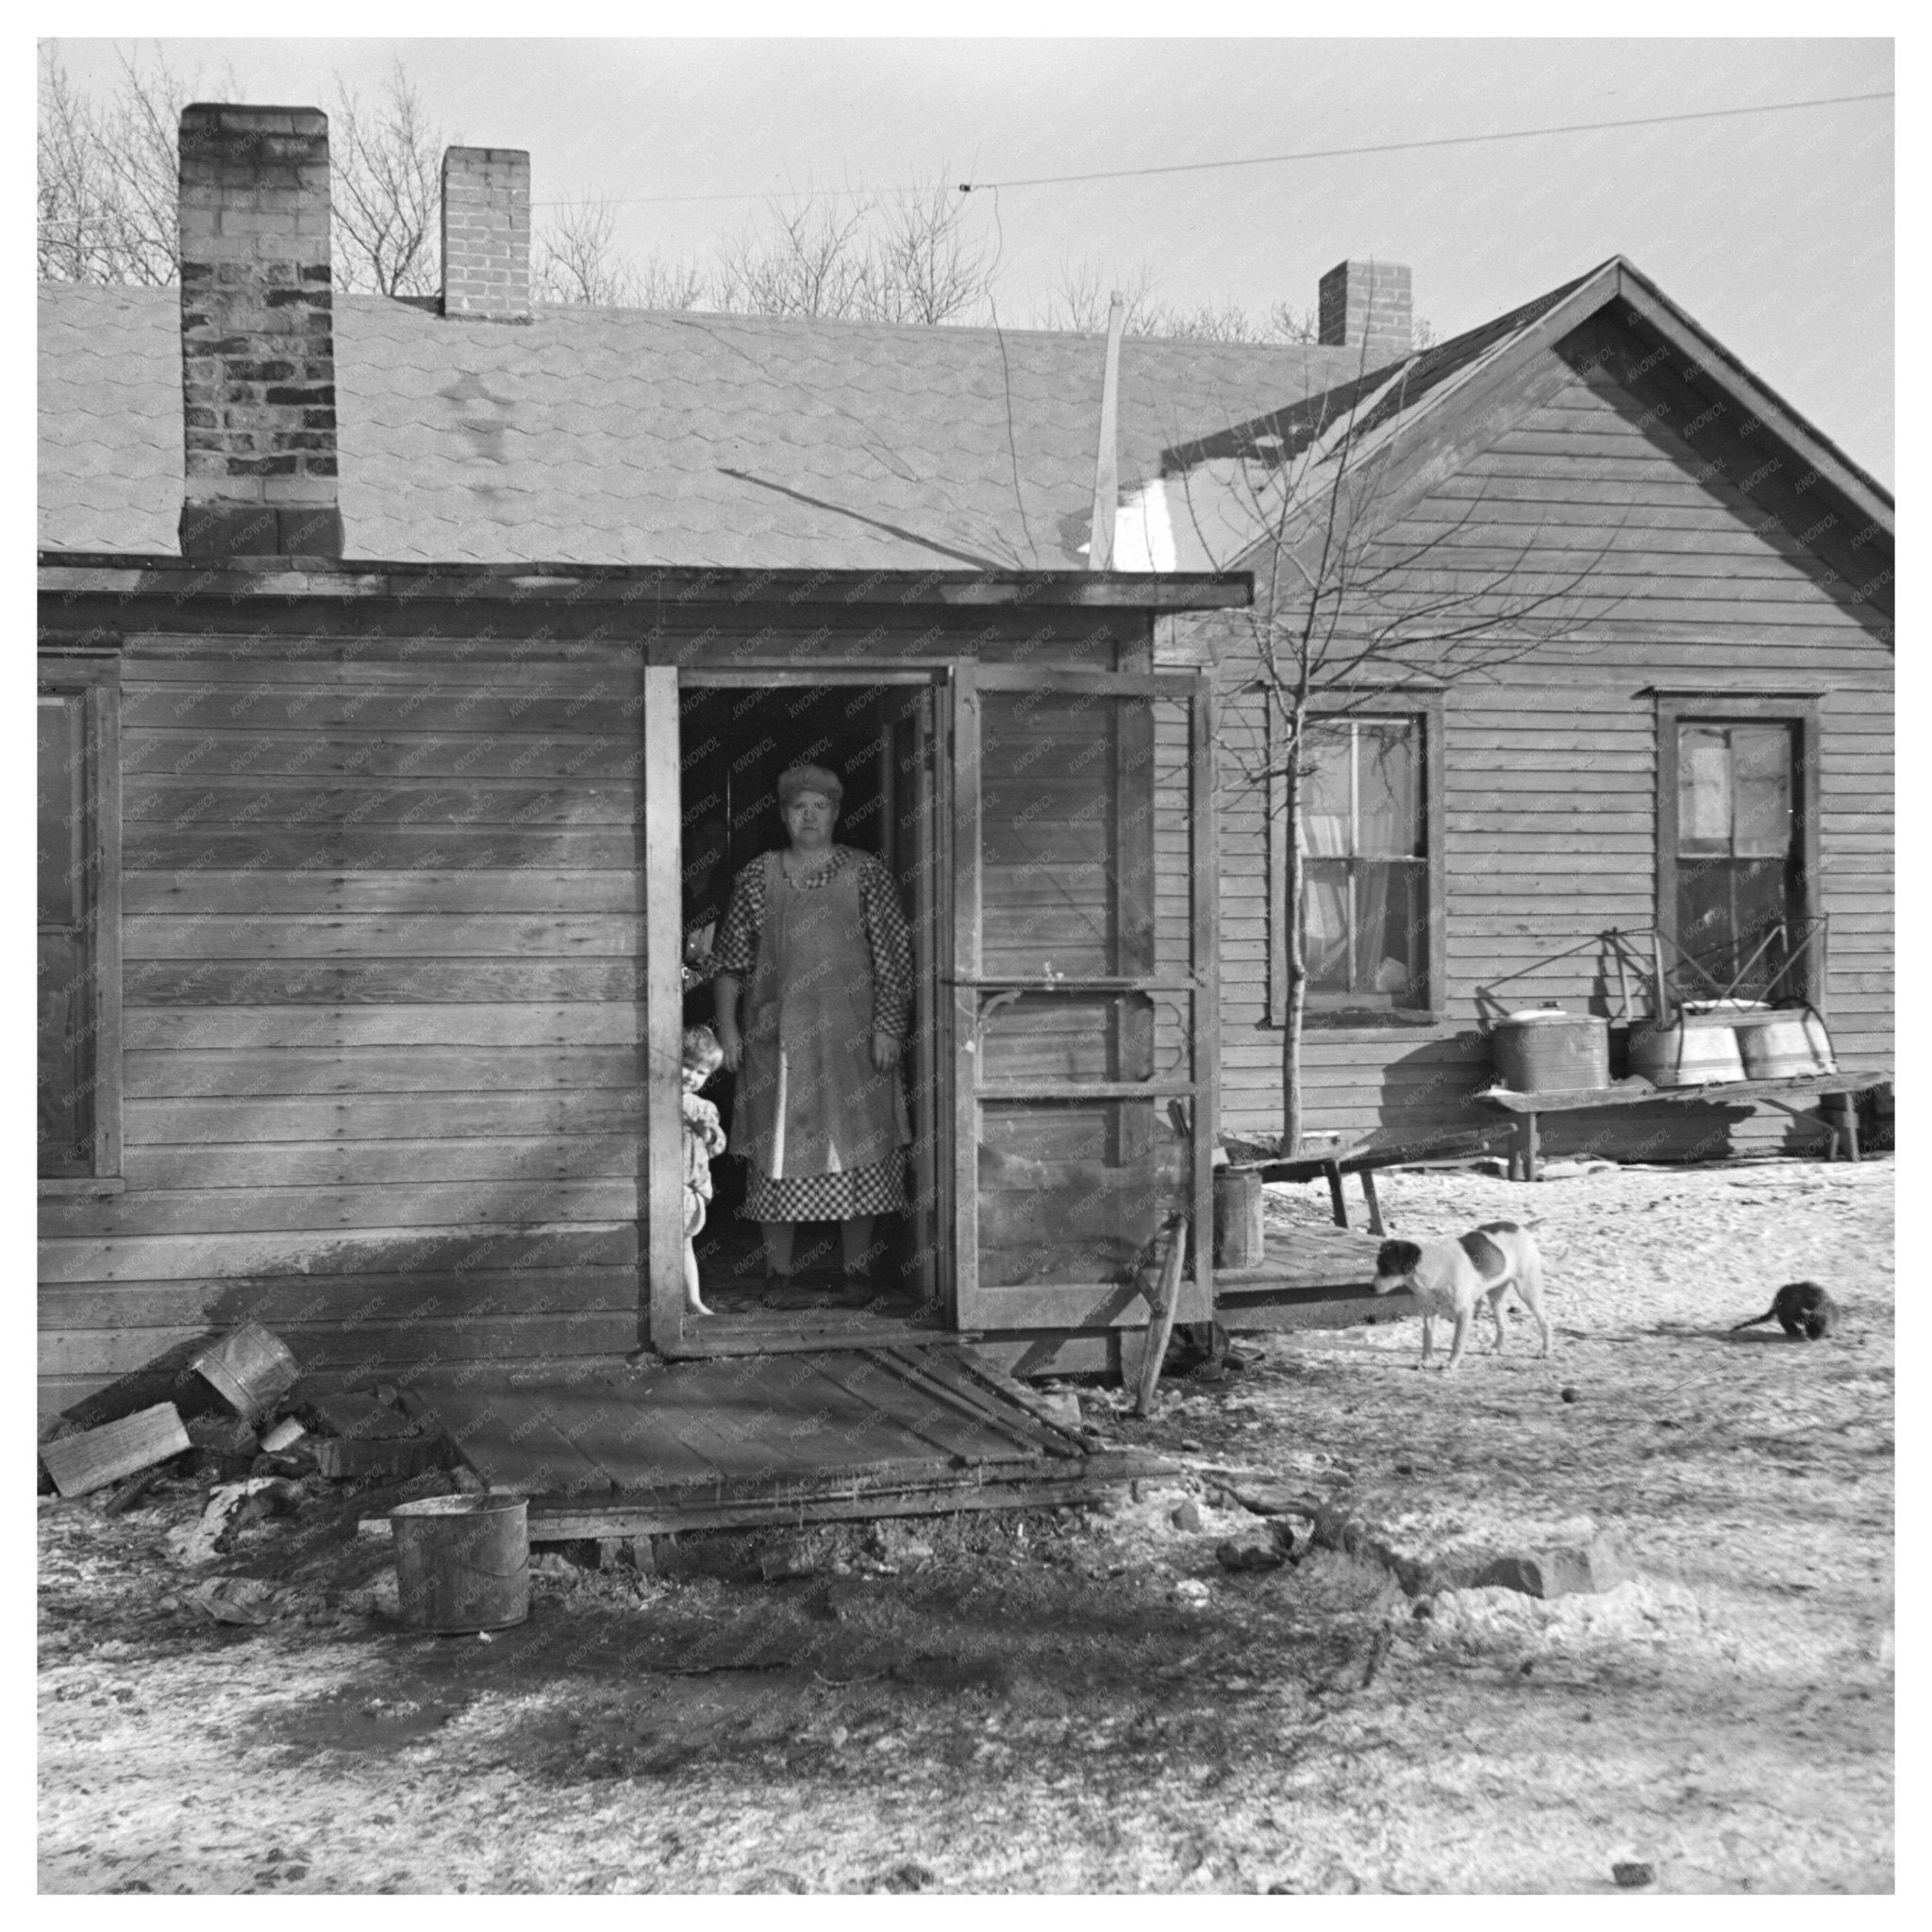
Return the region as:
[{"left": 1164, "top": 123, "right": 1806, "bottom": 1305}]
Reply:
[
  {"left": 124, "top": 871, "right": 642, "bottom": 916},
  {"left": 124, "top": 1005, "right": 643, "bottom": 1051},
  {"left": 641, "top": 659, "right": 683, "bottom": 1357},
  {"left": 868, "top": 1345, "right": 1069, "bottom": 1456},
  {"left": 126, "top": 1090, "right": 643, "bottom": 1141},
  {"left": 123, "top": 1046, "right": 631, "bottom": 1099},
  {"left": 123, "top": 1136, "right": 641, "bottom": 1191},
  {"left": 520, "top": 1467, "right": 1151, "bottom": 1541},
  {"left": 38, "top": 1268, "right": 640, "bottom": 1332},
  {"left": 41, "top": 1404, "right": 190, "bottom": 1497},
  {"left": 800, "top": 1351, "right": 1029, "bottom": 1463},
  {"left": 39, "top": 1179, "right": 635, "bottom": 1238},
  {"left": 124, "top": 690, "right": 633, "bottom": 734},
  {"left": 124, "top": 913, "right": 643, "bottom": 959},
  {"left": 123, "top": 774, "right": 639, "bottom": 827},
  {"left": 38, "top": 1222, "right": 637, "bottom": 1285},
  {"left": 123, "top": 959, "right": 644, "bottom": 1005},
  {"left": 40, "top": 1312, "right": 642, "bottom": 1381},
  {"left": 122, "top": 729, "right": 642, "bottom": 781},
  {"left": 409, "top": 1388, "right": 614, "bottom": 1497},
  {"left": 126, "top": 828, "right": 637, "bottom": 873}
]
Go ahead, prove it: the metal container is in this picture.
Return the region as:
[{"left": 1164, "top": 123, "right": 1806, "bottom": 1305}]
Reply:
[
  {"left": 1736, "top": 1007, "right": 1836, "bottom": 1079},
  {"left": 1628, "top": 1018, "right": 1746, "bottom": 1088},
  {"left": 1212, "top": 1167, "right": 1266, "bottom": 1270},
  {"left": 1491, "top": 1010, "right": 1610, "bottom": 1093},
  {"left": 391, "top": 1493, "right": 530, "bottom": 1634},
  {"left": 190, "top": 1321, "right": 300, "bottom": 1420}
]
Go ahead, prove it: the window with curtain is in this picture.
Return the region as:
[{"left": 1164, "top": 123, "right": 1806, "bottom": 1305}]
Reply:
[
  {"left": 1299, "top": 716, "right": 1428, "bottom": 1011},
  {"left": 1674, "top": 720, "right": 1802, "bottom": 996}
]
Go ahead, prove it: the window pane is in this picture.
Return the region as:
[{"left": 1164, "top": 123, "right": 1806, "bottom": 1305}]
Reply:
[
  {"left": 1731, "top": 724, "right": 1793, "bottom": 859},
  {"left": 39, "top": 697, "right": 83, "bottom": 927},
  {"left": 1300, "top": 727, "right": 1351, "bottom": 856},
  {"left": 1355, "top": 860, "right": 1425, "bottom": 1002},
  {"left": 1677, "top": 725, "right": 1731, "bottom": 855},
  {"left": 1303, "top": 859, "right": 1351, "bottom": 991},
  {"left": 39, "top": 930, "right": 85, "bottom": 1171},
  {"left": 1355, "top": 722, "right": 1420, "bottom": 857}
]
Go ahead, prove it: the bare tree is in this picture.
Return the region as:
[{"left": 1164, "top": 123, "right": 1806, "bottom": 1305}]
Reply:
[
  {"left": 860, "top": 178, "right": 993, "bottom": 325},
  {"left": 1170, "top": 353, "right": 1616, "bottom": 1152},
  {"left": 329, "top": 62, "right": 443, "bottom": 297},
  {"left": 38, "top": 42, "right": 223, "bottom": 285},
  {"left": 714, "top": 191, "right": 873, "bottom": 319}
]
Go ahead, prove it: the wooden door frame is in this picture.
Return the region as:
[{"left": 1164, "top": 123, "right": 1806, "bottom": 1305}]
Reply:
[
  {"left": 949, "top": 665, "right": 1220, "bottom": 1335},
  {"left": 646, "top": 663, "right": 954, "bottom": 1356}
]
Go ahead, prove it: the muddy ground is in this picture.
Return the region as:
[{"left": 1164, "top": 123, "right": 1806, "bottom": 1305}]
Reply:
[{"left": 38, "top": 1156, "right": 1893, "bottom": 1894}]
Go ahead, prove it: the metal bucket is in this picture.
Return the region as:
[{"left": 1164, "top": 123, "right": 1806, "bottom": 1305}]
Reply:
[
  {"left": 391, "top": 1493, "right": 529, "bottom": 1634},
  {"left": 1737, "top": 1008, "right": 1836, "bottom": 1079},
  {"left": 191, "top": 1321, "right": 300, "bottom": 1420},
  {"left": 1628, "top": 1018, "right": 1745, "bottom": 1088},
  {"left": 1212, "top": 1167, "right": 1265, "bottom": 1270},
  {"left": 1491, "top": 1011, "right": 1610, "bottom": 1093}
]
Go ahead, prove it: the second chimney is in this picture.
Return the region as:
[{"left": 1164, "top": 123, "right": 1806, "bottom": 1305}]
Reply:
[
  {"left": 441, "top": 146, "right": 531, "bottom": 322},
  {"left": 1318, "top": 259, "right": 1413, "bottom": 367},
  {"left": 177, "top": 103, "right": 341, "bottom": 559}
]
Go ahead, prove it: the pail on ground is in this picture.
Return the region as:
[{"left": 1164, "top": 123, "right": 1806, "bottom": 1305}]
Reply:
[
  {"left": 1490, "top": 1010, "right": 1610, "bottom": 1092},
  {"left": 1736, "top": 1007, "right": 1836, "bottom": 1078},
  {"left": 1212, "top": 1167, "right": 1266, "bottom": 1269},
  {"left": 190, "top": 1321, "right": 300, "bottom": 1420},
  {"left": 1628, "top": 1018, "right": 1745, "bottom": 1087},
  {"left": 391, "top": 1493, "right": 529, "bottom": 1634}
]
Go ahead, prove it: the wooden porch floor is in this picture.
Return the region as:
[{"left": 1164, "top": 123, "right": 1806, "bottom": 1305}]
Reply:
[
  {"left": 1213, "top": 1223, "right": 1417, "bottom": 1332},
  {"left": 399, "top": 1341, "right": 1159, "bottom": 1541}
]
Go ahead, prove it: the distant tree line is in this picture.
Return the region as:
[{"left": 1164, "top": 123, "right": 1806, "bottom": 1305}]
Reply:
[{"left": 38, "top": 44, "right": 1431, "bottom": 344}]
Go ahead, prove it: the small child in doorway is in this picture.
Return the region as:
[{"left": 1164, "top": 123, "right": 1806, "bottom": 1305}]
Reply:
[{"left": 681, "top": 1024, "right": 727, "bottom": 1317}]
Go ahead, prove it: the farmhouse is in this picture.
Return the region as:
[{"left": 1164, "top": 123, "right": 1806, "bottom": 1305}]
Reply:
[{"left": 38, "top": 105, "right": 1892, "bottom": 1423}]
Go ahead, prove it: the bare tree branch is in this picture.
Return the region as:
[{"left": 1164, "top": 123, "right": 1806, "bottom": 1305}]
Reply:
[{"left": 329, "top": 61, "right": 443, "bottom": 297}]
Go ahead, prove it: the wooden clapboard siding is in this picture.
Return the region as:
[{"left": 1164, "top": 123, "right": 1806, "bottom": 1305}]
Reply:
[
  {"left": 41, "top": 646, "right": 650, "bottom": 1403},
  {"left": 1198, "top": 306, "right": 1891, "bottom": 1158}
]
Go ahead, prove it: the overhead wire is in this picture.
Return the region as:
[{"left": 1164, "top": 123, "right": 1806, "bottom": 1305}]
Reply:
[{"left": 522, "top": 90, "right": 1891, "bottom": 209}]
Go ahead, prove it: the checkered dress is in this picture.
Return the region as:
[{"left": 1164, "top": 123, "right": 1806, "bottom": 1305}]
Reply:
[{"left": 712, "top": 845, "right": 912, "bottom": 1223}]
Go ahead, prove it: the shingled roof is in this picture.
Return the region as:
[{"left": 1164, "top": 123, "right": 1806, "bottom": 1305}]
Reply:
[{"left": 39, "top": 283, "right": 1377, "bottom": 571}]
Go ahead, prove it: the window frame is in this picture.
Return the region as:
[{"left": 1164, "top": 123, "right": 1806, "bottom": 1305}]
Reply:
[
  {"left": 1268, "top": 689, "right": 1446, "bottom": 1028},
  {"left": 1654, "top": 691, "right": 1824, "bottom": 1014},
  {"left": 38, "top": 653, "right": 124, "bottom": 1193}
]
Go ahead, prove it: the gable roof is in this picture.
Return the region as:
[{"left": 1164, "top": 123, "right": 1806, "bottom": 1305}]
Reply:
[
  {"left": 39, "top": 283, "right": 1369, "bottom": 571},
  {"left": 40, "top": 258, "right": 1891, "bottom": 578},
  {"left": 1111, "top": 258, "right": 1894, "bottom": 575}
]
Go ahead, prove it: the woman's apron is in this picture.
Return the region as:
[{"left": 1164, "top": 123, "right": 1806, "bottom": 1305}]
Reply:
[{"left": 737, "top": 849, "right": 909, "bottom": 1180}]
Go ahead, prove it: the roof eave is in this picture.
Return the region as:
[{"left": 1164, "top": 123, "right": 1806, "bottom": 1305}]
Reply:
[{"left": 35, "top": 554, "right": 1254, "bottom": 613}]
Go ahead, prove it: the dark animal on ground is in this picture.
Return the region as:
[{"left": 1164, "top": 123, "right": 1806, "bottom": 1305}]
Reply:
[
  {"left": 1731, "top": 1279, "right": 1840, "bottom": 1341},
  {"left": 1371, "top": 1221, "right": 1554, "bottom": 1371}
]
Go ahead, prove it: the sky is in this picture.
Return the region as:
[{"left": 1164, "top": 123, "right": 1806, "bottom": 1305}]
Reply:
[{"left": 40, "top": 31, "right": 1897, "bottom": 482}]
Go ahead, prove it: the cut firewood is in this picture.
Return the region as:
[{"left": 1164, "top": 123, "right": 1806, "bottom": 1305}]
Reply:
[{"left": 40, "top": 1404, "right": 191, "bottom": 1499}]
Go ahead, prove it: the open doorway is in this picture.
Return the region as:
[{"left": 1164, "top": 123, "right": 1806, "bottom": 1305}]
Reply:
[{"left": 675, "top": 676, "right": 944, "bottom": 1341}]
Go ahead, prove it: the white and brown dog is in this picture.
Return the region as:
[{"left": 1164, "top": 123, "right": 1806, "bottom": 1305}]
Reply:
[{"left": 1372, "top": 1221, "right": 1554, "bottom": 1371}]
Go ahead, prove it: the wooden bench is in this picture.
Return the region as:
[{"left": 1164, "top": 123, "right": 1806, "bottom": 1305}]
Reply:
[
  {"left": 1231, "top": 1125, "right": 1519, "bottom": 1233},
  {"left": 1474, "top": 1068, "right": 1891, "bottom": 1182}
]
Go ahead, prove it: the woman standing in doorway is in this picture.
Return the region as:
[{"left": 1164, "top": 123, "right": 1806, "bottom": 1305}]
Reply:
[{"left": 711, "top": 763, "right": 913, "bottom": 1307}]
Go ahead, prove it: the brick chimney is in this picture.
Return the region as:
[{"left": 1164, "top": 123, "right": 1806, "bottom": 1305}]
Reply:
[
  {"left": 441, "top": 147, "right": 531, "bottom": 322},
  {"left": 1318, "top": 259, "right": 1413, "bottom": 366},
  {"left": 176, "top": 105, "right": 341, "bottom": 559}
]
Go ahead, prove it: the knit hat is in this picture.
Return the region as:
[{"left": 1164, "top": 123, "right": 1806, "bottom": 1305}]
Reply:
[{"left": 775, "top": 762, "right": 843, "bottom": 807}]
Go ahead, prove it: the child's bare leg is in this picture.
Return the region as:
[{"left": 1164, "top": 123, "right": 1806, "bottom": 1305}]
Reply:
[{"left": 683, "top": 1238, "right": 712, "bottom": 1316}]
